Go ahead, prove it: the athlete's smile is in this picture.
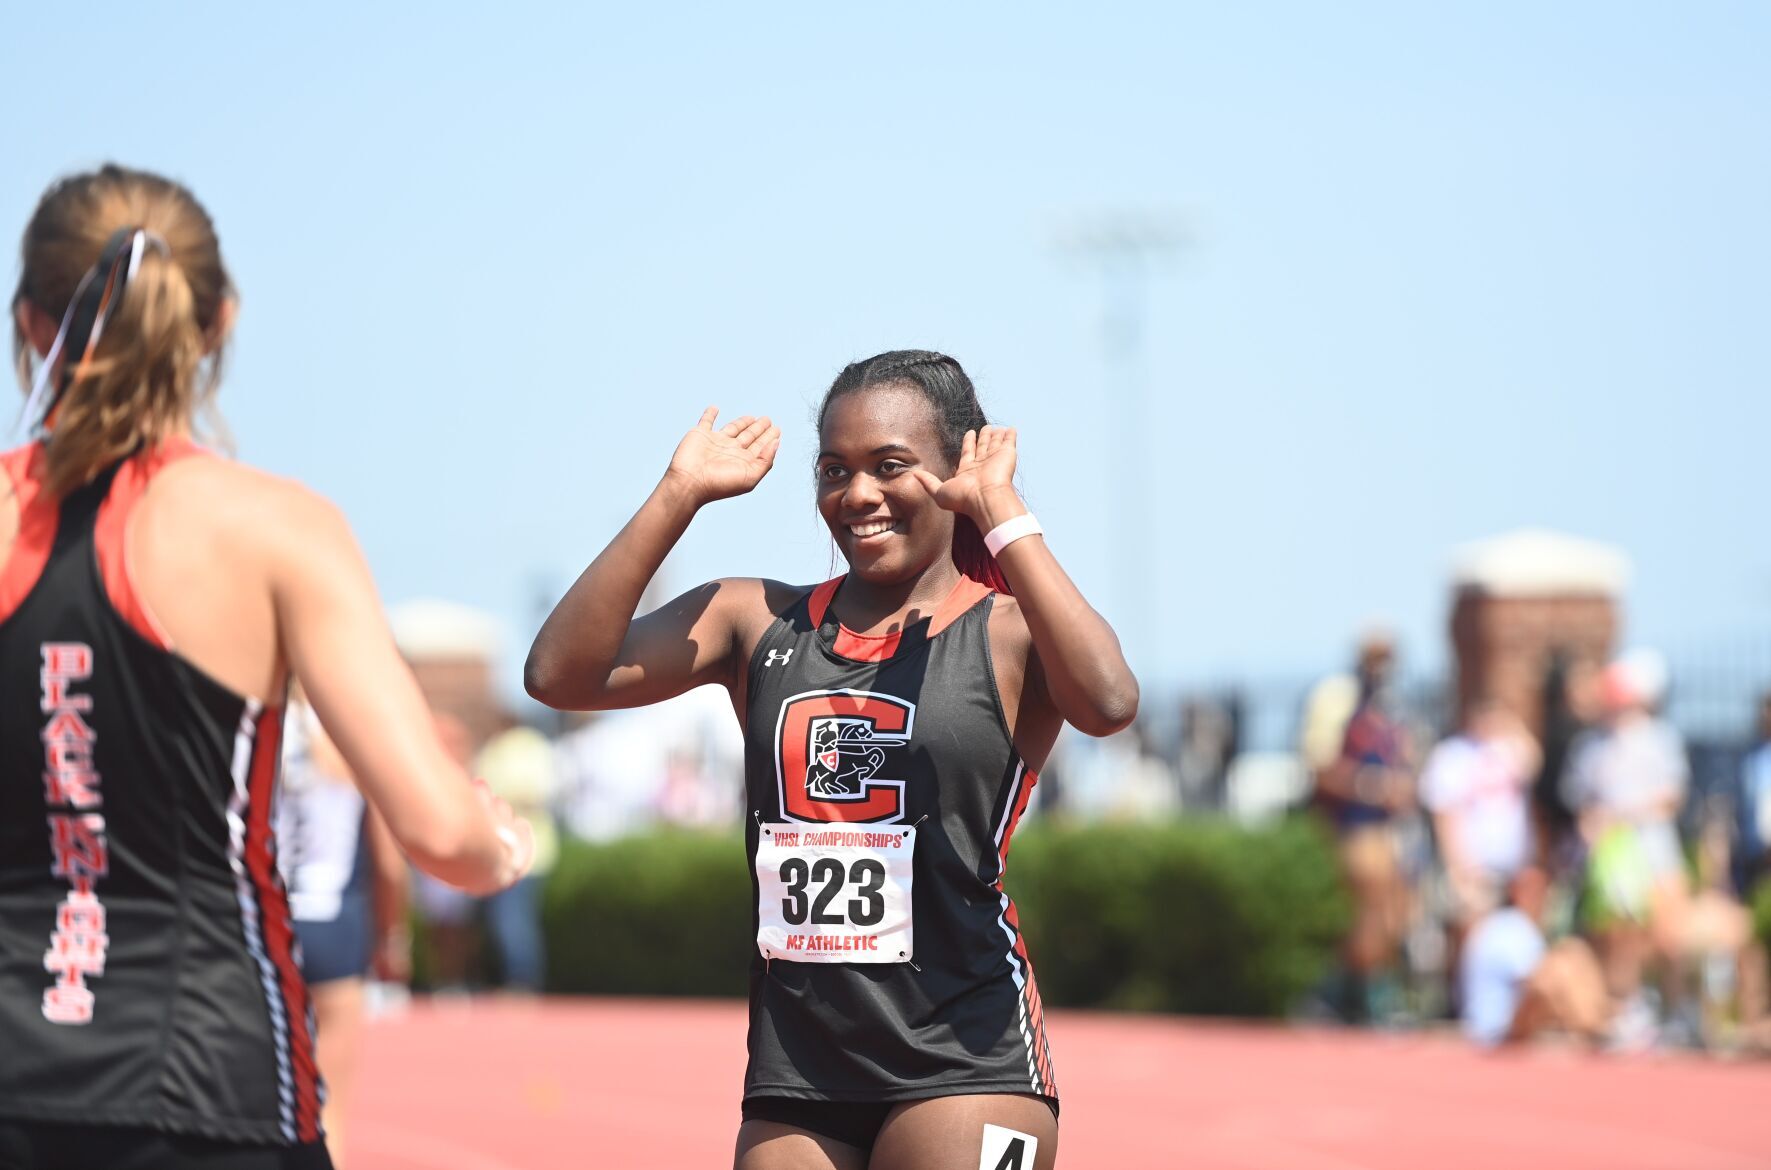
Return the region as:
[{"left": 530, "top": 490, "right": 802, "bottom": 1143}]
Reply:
[{"left": 845, "top": 516, "right": 901, "bottom": 544}]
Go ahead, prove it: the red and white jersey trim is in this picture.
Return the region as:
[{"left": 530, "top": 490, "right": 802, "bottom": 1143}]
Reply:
[
  {"left": 228, "top": 700, "right": 322, "bottom": 1143},
  {"left": 991, "top": 760, "right": 1057, "bottom": 1097}
]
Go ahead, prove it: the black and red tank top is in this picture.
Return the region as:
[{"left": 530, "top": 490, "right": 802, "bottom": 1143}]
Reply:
[
  {"left": 0, "top": 440, "right": 322, "bottom": 1145},
  {"left": 741, "top": 575, "right": 1058, "bottom": 1105}
]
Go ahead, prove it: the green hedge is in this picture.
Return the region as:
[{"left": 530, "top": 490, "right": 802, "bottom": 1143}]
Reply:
[
  {"left": 532, "top": 818, "right": 1349, "bottom": 1017},
  {"left": 542, "top": 829, "right": 753, "bottom": 997},
  {"left": 1007, "top": 818, "right": 1350, "bottom": 1015}
]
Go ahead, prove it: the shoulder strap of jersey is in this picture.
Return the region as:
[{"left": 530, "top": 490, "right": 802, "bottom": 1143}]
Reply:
[
  {"left": 745, "top": 580, "right": 826, "bottom": 688},
  {"left": 805, "top": 577, "right": 843, "bottom": 626},
  {"left": 94, "top": 437, "right": 209, "bottom": 649},
  {"left": 930, "top": 576, "right": 993, "bottom": 637}
]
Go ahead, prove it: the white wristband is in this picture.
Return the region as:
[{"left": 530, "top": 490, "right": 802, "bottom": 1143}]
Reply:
[{"left": 983, "top": 513, "right": 1043, "bottom": 557}]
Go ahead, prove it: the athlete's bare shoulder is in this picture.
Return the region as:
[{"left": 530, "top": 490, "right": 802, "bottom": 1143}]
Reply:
[
  {"left": 763, "top": 578, "right": 817, "bottom": 617},
  {"left": 697, "top": 577, "right": 809, "bottom": 644},
  {"left": 150, "top": 454, "right": 351, "bottom": 558}
]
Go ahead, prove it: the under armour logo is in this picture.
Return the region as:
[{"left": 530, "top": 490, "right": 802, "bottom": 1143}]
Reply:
[{"left": 765, "top": 649, "right": 794, "bottom": 667}]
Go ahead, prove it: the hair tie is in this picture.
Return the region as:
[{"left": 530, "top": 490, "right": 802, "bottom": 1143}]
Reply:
[
  {"left": 126, "top": 228, "right": 170, "bottom": 281},
  {"left": 19, "top": 226, "right": 166, "bottom": 434}
]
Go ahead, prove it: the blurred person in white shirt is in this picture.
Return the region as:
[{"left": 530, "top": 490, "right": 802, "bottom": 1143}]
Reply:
[
  {"left": 1564, "top": 653, "right": 1688, "bottom": 882},
  {"left": 1422, "top": 697, "right": 1540, "bottom": 952},
  {"left": 1562, "top": 651, "right": 1690, "bottom": 1023},
  {"left": 556, "top": 686, "right": 744, "bottom": 840}
]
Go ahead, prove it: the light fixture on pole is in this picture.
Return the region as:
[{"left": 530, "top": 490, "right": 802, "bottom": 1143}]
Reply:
[{"left": 1058, "top": 210, "right": 1188, "bottom": 679}]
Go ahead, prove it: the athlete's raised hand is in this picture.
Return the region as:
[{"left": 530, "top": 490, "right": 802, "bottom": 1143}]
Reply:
[
  {"left": 665, "top": 407, "right": 782, "bottom": 505},
  {"left": 528, "top": 407, "right": 779, "bottom": 711},
  {"left": 912, "top": 425, "right": 1022, "bottom": 525}
]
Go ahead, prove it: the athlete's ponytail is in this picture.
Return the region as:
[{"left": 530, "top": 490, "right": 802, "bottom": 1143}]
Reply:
[
  {"left": 12, "top": 165, "right": 233, "bottom": 498},
  {"left": 817, "top": 350, "right": 1014, "bottom": 594}
]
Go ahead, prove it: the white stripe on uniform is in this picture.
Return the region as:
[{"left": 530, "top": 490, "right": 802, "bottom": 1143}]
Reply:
[
  {"left": 991, "top": 761, "right": 1042, "bottom": 1094},
  {"left": 228, "top": 701, "right": 297, "bottom": 1143}
]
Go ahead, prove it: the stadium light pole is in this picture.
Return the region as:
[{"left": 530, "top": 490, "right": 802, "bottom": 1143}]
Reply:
[{"left": 1058, "top": 212, "right": 1187, "bottom": 683}]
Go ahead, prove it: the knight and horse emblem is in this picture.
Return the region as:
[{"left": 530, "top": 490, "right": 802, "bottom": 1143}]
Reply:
[{"left": 806, "top": 717, "right": 892, "bottom": 799}]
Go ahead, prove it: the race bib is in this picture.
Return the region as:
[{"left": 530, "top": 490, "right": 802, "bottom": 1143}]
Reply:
[{"left": 755, "top": 822, "right": 915, "bottom": 963}]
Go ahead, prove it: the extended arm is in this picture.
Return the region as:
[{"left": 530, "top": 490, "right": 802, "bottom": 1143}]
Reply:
[
  {"left": 270, "top": 490, "right": 531, "bottom": 895},
  {"left": 525, "top": 408, "right": 780, "bottom": 711}
]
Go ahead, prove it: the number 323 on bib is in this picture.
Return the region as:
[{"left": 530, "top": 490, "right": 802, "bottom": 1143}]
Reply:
[{"left": 755, "top": 823, "right": 916, "bottom": 963}]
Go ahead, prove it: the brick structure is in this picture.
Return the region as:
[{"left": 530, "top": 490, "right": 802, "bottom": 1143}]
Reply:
[
  {"left": 387, "top": 599, "right": 506, "bottom": 750},
  {"left": 1448, "top": 530, "right": 1627, "bottom": 740}
]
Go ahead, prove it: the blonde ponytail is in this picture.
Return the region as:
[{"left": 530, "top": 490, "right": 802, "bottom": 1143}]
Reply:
[{"left": 12, "top": 165, "right": 233, "bottom": 498}]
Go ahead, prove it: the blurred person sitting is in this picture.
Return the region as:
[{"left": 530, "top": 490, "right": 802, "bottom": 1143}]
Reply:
[
  {"left": 1310, "top": 633, "right": 1417, "bottom": 1022},
  {"left": 1421, "top": 697, "right": 1540, "bottom": 968},
  {"left": 1562, "top": 650, "right": 1689, "bottom": 1038},
  {"left": 1461, "top": 867, "right": 1609, "bottom": 1049},
  {"left": 474, "top": 717, "right": 559, "bottom": 992}
]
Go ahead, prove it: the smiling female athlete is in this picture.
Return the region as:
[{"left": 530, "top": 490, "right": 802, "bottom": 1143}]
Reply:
[{"left": 527, "top": 350, "right": 1137, "bottom": 1170}]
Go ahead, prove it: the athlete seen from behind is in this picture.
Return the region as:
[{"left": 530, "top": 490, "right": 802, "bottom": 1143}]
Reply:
[
  {"left": 527, "top": 351, "right": 1138, "bottom": 1170},
  {"left": 0, "top": 165, "right": 533, "bottom": 1170}
]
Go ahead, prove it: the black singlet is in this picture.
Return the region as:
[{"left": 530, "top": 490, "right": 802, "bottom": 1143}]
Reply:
[
  {"left": 0, "top": 441, "right": 322, "bottom": 1145},
  {"left": 741, "top": 575, "right": 1058, "bottom": 1107}
]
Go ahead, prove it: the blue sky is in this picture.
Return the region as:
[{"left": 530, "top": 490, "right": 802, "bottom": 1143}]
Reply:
[{"left": 5, "top": 2, "right": 1767, "bottom": 696}]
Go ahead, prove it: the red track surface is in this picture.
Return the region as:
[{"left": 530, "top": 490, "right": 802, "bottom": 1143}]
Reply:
[{"left": 351, "top": 999, "right": 1771, "bottom": 1170}]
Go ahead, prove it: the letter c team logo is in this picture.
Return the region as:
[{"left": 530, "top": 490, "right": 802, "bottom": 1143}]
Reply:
[{"left": 775, "top": 689, "right": 914, "bottom": 824}]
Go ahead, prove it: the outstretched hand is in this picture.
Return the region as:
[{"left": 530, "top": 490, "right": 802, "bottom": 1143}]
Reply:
[
  {"left": 471, "top": 777, "right": 536, "bottom": 892},
  {"left": 666, "top": 407, "right": 782, "bottom": 505},
  {"left": 911, "top": 425, "right": 1021, "bottom": 524}
]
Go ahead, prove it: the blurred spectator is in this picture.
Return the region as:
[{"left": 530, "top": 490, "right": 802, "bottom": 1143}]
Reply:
[
  {"left": 1421, "top": 698, "right": 1540, "bottom": 958},
  {"left": 557, "top": 686, "right": 743, "bottom": 840},
  {"left": 556, "top": 710, "right": 655, "bottom": 842},
  {"left": 1299, "top": 670, "right": 1360, "bottom": 794},
  {"left": 1461, "top": 867, "right": 1609, "bottom": 1048},
  {"left": 1738, "top": 693, "right": 1771, "bottom": 893},
  {"left": 476, "top": 717, "right": 560, "bottom": 992},
  {"left": 656, "top": 684, "right": 746, "bottom": 828},
  {"left": 1562, "top": 651, "right": 1689, "bottom": 1032},
  {"left": 1175, "top": 696, "right": 1239, "bottom": 809},
  {"left": 1047, "top": 723, "right": 1178, "bottom": 819},
  {"left": 1535, "top": 654, "right": 1605, "bottom": 875},
  {"left": 1309, "top": 633, "right": 1417, "bottom": 1022},
  {"left": 1685, "top": 794, "right": 1769, "bottom": 1050}
]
